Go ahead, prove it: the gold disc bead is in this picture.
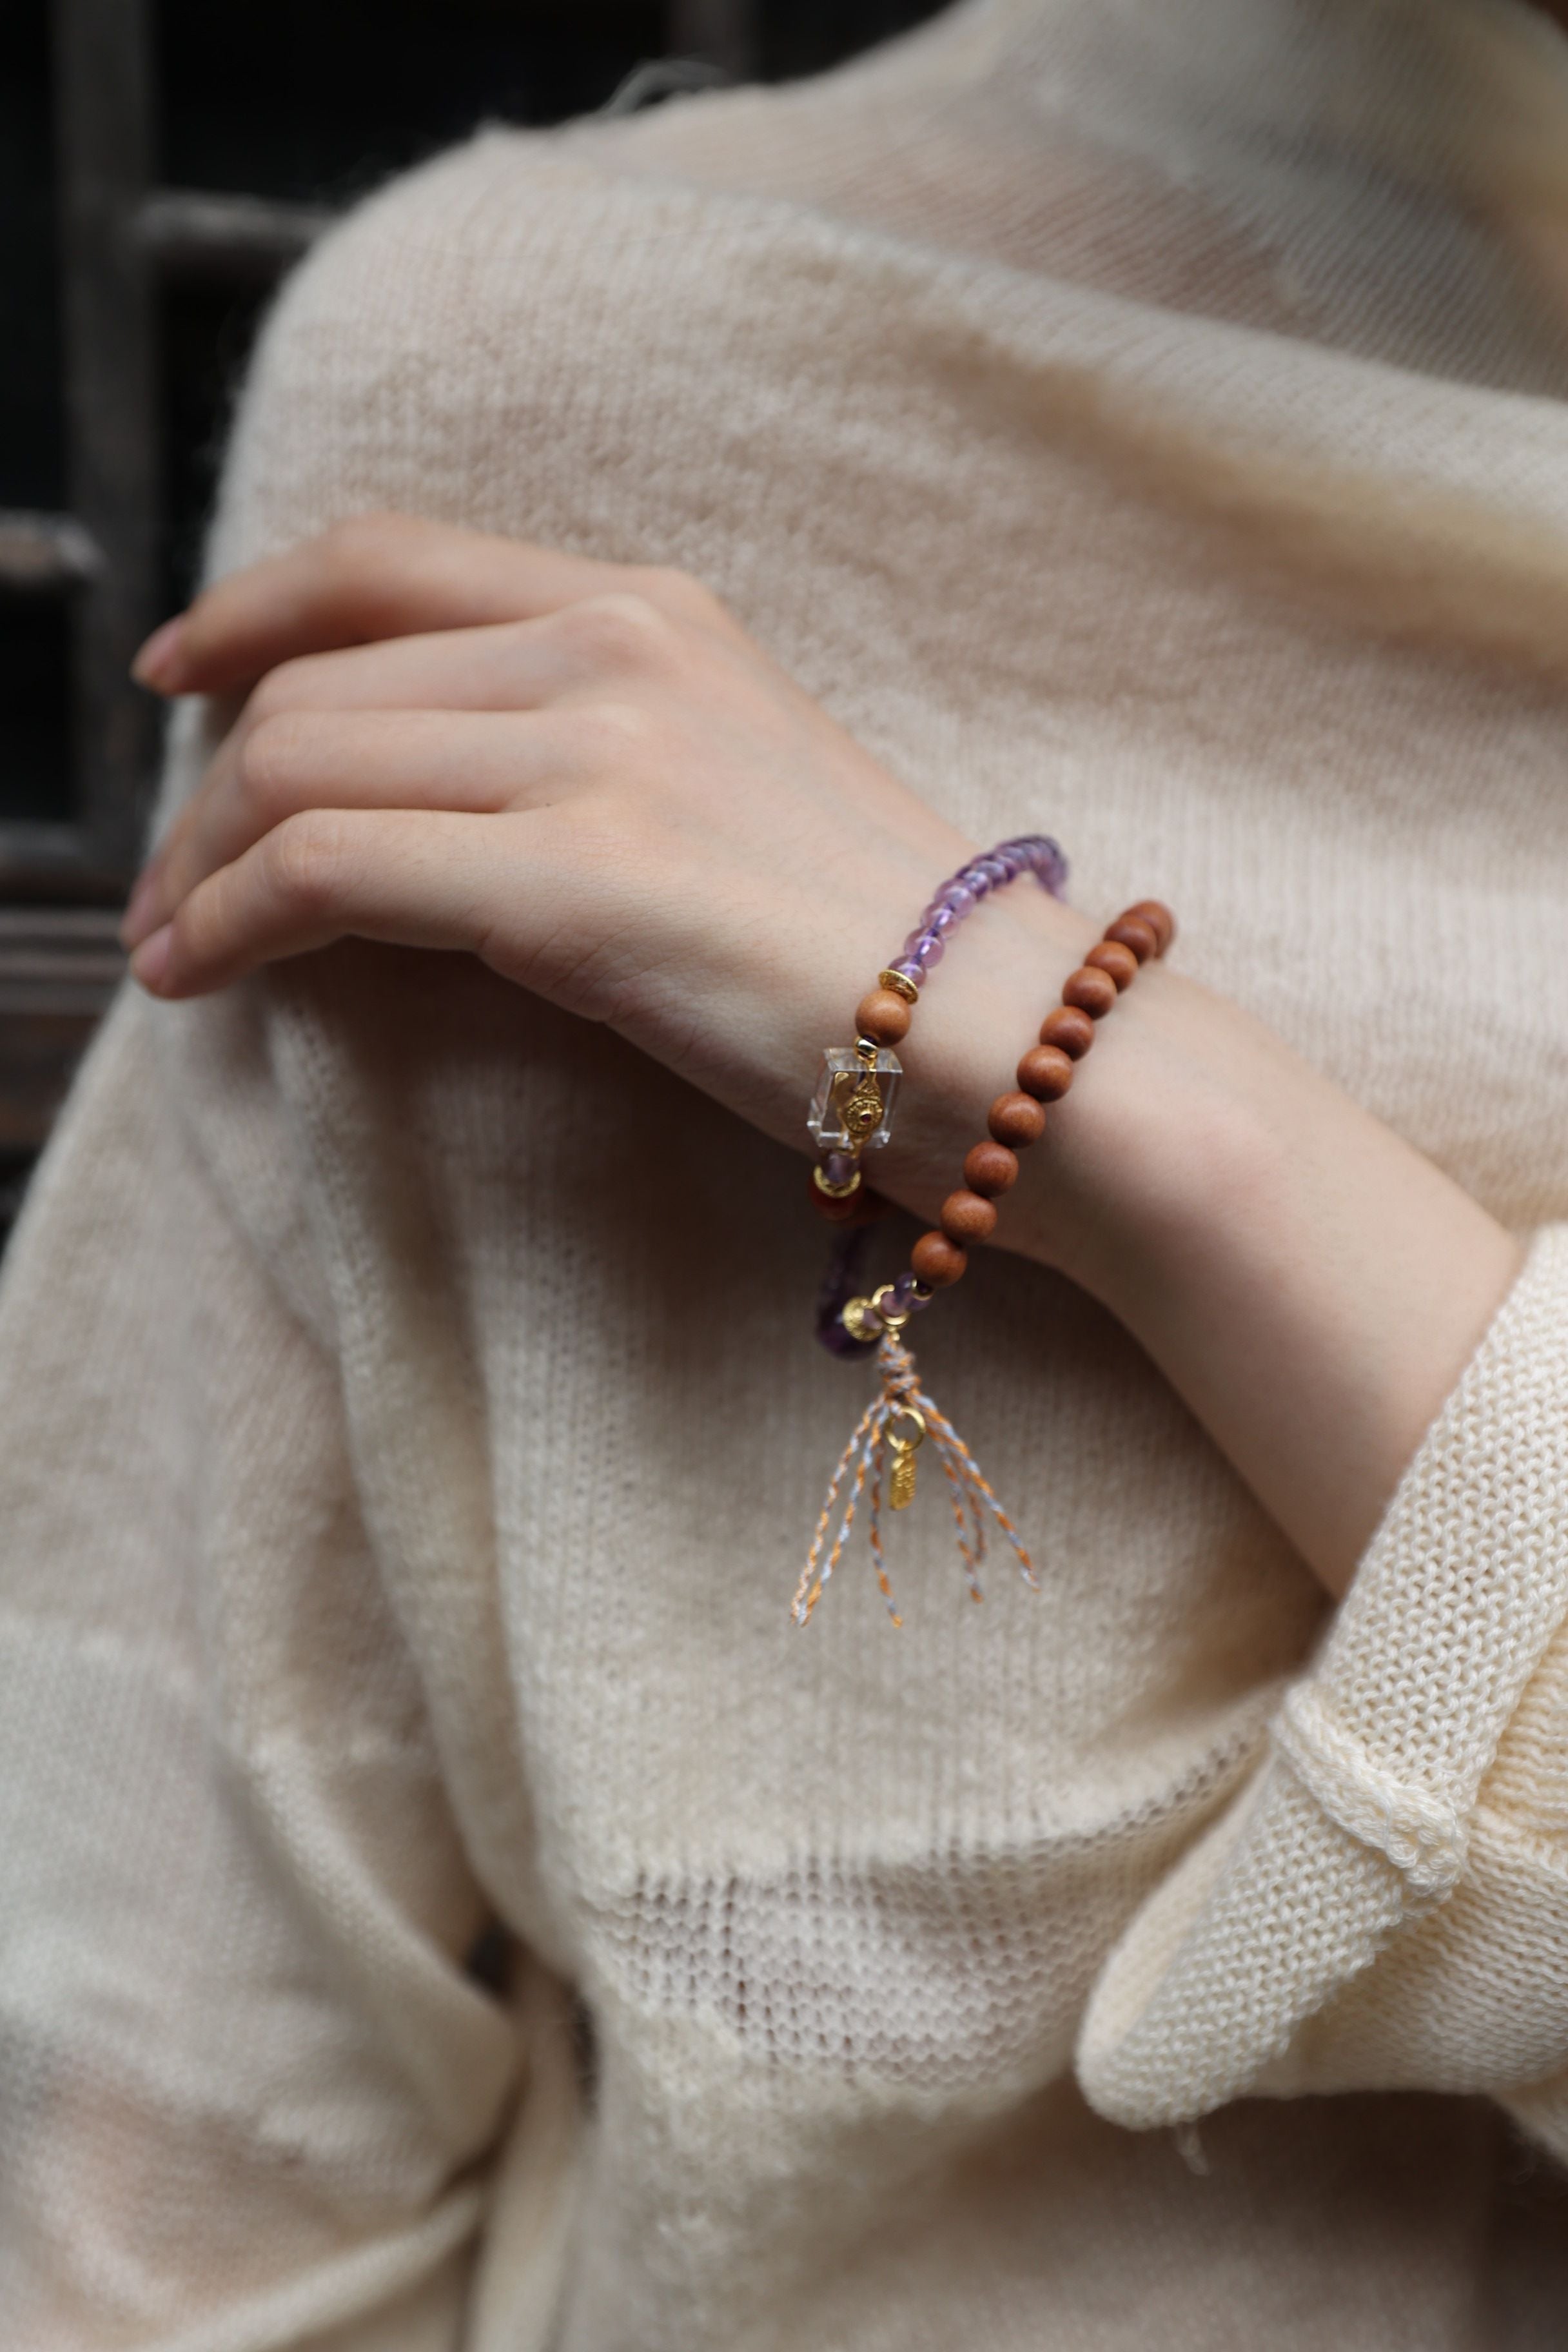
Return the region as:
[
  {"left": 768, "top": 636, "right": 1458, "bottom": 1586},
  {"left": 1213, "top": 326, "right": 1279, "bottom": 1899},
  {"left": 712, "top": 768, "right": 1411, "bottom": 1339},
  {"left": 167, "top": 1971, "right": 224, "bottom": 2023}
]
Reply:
[
  {"left": 841, "top": 1295, "right": 883, "bottom": 1343},
  {"left": 870, "top": 1282, "right": 911, "bottom": 1329},
  {"left": 877, "top": 968, "right": 920, "bottom": 1005}
]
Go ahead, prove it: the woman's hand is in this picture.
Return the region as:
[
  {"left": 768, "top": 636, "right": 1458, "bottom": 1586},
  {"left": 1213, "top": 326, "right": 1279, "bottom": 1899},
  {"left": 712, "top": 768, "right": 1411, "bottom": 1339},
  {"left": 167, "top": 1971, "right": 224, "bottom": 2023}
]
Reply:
[
  {"left": 127, "top": 513, "right": 1524, "bottom": 1599},
  {"left": 124, "top": 514, "right": 1079, "bottom": 1179}
]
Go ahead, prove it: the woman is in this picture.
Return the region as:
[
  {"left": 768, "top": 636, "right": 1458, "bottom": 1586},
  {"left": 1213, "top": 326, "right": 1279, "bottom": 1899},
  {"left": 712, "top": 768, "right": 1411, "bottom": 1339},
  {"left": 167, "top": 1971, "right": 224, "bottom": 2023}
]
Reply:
[{"left": 2, "top": 0, "right": 1565, "bottom": 2342}]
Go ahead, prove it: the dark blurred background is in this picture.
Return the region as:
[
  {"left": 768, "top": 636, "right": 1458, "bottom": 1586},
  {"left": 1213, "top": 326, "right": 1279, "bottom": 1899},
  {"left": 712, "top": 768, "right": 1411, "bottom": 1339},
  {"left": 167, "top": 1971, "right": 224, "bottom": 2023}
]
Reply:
[{"left": 0, "top": 0, "right": 943, "bottom": 1245}]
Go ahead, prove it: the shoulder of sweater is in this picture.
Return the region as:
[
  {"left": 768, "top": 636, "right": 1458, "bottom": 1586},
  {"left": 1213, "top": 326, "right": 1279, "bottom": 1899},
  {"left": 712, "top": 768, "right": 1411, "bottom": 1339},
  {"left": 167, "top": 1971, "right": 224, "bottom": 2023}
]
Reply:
[
  {"left": 248, "top": 118, "right": 843, "bottom": 393},
  {"left": 254, "top": 13, "right": 976, "bottom": 373},
  {"left": 230, "top": 99, "right": 956, "bottom": 498},
  {"left": 275, "top": 126, "right": 710, "bottom": 313}
]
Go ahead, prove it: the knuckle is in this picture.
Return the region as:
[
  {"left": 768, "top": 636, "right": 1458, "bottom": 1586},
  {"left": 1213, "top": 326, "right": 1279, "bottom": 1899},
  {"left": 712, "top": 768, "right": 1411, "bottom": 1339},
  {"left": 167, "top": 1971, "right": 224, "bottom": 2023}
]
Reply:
[
  {"left": 632, "top": 563, "right": 720, "bottom": 622},
  {"left": 264, "top": 808, "right": 347, "bottom": 912},
  {"left": 237, "top": 710, "right": 311, "bottom": 819},
  {"left": 573, "top": 698, "right": 667, "bottom": 770},
  {"left": 244, "top": 657, "right": 310, "bottom": 725},
  {"left": 318, "top": 510, "right": 413, "bottom": 579},
  {"left": 562, "top": 590, "right": 679, "bottom": 672}
]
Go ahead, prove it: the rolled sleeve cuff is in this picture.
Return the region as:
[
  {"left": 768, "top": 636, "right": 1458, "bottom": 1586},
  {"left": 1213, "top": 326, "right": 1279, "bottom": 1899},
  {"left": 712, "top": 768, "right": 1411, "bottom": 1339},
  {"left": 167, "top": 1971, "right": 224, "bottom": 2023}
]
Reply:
[{"left": 1078, "top": 1224, "right": 1568, "bottom": 2130}]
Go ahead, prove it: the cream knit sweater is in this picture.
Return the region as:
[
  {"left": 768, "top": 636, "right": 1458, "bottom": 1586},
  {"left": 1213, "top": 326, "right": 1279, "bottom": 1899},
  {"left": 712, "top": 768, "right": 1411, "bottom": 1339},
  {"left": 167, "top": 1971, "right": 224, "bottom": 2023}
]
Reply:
[{"left": 4, "top": 1, "right": 1568, "bottom": 2343}]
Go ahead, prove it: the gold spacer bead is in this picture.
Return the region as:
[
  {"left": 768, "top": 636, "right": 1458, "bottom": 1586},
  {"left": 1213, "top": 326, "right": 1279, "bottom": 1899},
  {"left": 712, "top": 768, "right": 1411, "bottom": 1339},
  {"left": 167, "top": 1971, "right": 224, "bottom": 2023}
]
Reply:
[
  {"left": 841, "top": 1295, "right": 882, "bottom": 1344},
  {"left": 877, "top": 968, "right": 919, "bottom": 1005},
  {"left": 855, "top": 1035, "right": 880, "bottom": 1065},
  {"left": 870, "top": 1282, "right": 909, "bottom": 1332},
  {"left": 812, "top": 1161, "right": 863, "bottom": 1201}
]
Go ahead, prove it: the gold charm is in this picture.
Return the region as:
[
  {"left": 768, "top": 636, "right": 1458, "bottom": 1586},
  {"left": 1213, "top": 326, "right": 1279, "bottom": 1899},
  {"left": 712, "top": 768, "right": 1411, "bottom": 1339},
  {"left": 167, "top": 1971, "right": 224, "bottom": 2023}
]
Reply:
[
  {"left": 887, "top": 1406, "right": 925, "bottom": 1510},
  {"left": 836, "top": 1069, "right": 885, "bottom": 1142}
]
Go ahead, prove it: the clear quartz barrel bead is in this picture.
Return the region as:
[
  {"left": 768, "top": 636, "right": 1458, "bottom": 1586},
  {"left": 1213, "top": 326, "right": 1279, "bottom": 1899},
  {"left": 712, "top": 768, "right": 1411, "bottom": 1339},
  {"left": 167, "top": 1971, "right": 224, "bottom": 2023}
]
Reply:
[{"left": 808, "top": 1046, "right": 901, "bottom": 1151}]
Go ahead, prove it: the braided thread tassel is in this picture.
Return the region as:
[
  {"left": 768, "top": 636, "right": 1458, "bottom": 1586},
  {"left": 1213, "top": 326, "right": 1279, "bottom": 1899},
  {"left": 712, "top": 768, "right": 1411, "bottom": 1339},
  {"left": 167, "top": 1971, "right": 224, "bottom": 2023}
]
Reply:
[{"left": 793, "top": 1331, "right": 1036, "bottom": 1627}]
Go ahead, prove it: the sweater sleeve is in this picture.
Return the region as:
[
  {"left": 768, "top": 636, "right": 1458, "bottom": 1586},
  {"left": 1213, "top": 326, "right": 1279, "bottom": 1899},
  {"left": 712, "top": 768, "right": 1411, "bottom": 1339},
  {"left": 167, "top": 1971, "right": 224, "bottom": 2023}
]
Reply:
[
  {"left": 1077, "top": 1225, "right": 1568, "bottom": 2161},
  {"left": 0, "top": 980, "right": 524, "bottom": 2347}
]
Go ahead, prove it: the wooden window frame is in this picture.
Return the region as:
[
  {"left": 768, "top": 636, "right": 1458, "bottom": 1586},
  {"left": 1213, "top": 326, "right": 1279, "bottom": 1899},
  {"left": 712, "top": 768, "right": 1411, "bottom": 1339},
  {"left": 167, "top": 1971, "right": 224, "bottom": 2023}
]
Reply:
[{"left": 0, "top": 0, "right": 755, "bottom": 1161}]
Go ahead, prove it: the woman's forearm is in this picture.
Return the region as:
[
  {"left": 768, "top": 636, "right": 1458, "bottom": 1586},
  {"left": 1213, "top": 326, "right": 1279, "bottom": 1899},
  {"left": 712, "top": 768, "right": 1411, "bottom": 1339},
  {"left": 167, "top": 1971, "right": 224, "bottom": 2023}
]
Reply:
[{"left": 902, "top": 923, "right": 1524, "bottom": 1599}]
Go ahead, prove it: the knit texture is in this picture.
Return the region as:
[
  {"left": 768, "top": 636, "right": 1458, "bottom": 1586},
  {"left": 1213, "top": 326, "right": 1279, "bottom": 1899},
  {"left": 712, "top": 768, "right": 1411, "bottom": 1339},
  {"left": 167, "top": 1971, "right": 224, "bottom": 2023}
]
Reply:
[{"left": 3, "top": 2, "right": 1568, "bottom": 2344}]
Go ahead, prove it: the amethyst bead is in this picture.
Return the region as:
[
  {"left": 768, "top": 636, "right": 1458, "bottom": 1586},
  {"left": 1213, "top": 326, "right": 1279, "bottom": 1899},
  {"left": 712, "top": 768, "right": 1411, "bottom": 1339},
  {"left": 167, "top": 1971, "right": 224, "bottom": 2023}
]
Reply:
[
  {"left": 877, "top": 835, "right": 1070, "bottom": 1008},
  {"left": 822, "top": 1150, "right": 856, "bottom": 1189}
]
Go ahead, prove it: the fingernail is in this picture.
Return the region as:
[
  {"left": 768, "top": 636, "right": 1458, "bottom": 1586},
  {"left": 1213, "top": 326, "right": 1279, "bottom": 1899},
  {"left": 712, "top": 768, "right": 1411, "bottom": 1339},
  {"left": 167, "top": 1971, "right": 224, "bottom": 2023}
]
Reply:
[
  {"left": 120, "top": 868, "right": 161, "bottom": 949},
  {"left": 130, "top": 925, "right": 173, "bottom": 994},
  {"left": 132, "top": 616, "right": 186, "bottom": 690}
]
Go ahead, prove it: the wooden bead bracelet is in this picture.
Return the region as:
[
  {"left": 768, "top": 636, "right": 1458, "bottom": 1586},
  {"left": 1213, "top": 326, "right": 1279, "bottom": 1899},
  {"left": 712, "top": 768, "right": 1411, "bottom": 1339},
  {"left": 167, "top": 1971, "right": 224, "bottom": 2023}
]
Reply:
[
  {"left": 795, "top": 850, "right": 1176, "bottom": 1628},
  {"left": 901, "top": 895, "right": 1175, "bottom": 1298}
]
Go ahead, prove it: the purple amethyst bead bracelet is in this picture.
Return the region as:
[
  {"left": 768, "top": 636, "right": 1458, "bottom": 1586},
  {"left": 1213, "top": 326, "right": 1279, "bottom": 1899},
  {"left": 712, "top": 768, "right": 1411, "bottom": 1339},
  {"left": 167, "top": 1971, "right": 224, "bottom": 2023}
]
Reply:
[
  {"left": 807, "top": 834, "right": 1069, "bottom": 1348},
  {"left": 884, "top": 834, "right": 1068, "bottom": 994}
]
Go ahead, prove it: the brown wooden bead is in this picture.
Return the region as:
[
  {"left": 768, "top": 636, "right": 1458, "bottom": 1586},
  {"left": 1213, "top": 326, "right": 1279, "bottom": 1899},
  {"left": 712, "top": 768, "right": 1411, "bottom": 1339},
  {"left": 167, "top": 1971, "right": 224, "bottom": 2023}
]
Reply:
[
  {"left": 1040, "top": 1004, "right": 1095, "bottom": 1059},
  {"left": 855, "top": 987, "right": 912, "bottom": 1046},
  {"left": 939, "top": 1188, "right": 998, "bottom": 1245},
  {"left": 912, "top": 1230, "right": 967, "bottom": 1288},
  {"left": 1016, "top": 1043, "right": 1074, "bottom": 1102},
  {"left": 988, "top": 1090, "right": 1047, "bottom": 1148},
  {"left": 1062, "top": 965, "right": 1118, "bottom": 1020},
  {"left": 1084, "top": 939, "right": 1138, "bottom": 991},
  {"left": 1125, "top": 899, "right": 1175, "bottom": 954},
  {"left": 963, "top": 1141, "right": 1019, "bottom": 1197},
  {"left": 1103, "top": 914, "right": 1158, "bottom": 963}
]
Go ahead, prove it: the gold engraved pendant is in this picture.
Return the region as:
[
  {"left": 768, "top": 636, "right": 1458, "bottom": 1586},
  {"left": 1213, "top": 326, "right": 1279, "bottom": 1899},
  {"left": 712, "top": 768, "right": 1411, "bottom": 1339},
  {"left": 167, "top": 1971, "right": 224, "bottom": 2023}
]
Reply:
[
  {"left": 839, "top": 1070, "right": 885, "bottom": 1142},
  {"left": 807, "top": 1047, "right": 901, "bottom": 1153},
  {"left": 887, "top": 1406, "right": 926, "bottom": 1511}
]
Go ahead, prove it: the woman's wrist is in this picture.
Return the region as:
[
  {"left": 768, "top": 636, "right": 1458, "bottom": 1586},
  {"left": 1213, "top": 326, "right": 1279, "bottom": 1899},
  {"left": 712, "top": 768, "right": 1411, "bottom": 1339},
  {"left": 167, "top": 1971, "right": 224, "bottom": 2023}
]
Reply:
[
  {"left": 988, "top": 954, "right": 1523, "bottom": 1595},
  {"left": 863, "top": 898, "right": 1522, "bottom": 1598}
]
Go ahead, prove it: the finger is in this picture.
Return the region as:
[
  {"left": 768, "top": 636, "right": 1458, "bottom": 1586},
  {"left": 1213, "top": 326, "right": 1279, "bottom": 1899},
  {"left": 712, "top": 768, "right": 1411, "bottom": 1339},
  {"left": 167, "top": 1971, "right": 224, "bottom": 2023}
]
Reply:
[
  {"left": 164, "top": 594, "right": 685, "bottom": 751},
  {"left": 189, "top": 614, "right": 594, "bottom": 730},
  {"left": 124, "top": 705, "right": 593, "bottom": 948},
  {"left": 133, "top": 512, "right": 735, "bottom": 694},
  {"left": 133, "top": 516, "right": 609, "bottom": 694},
  {"left": 128, "top": 807, "right": 533, "bottom": 998}
]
